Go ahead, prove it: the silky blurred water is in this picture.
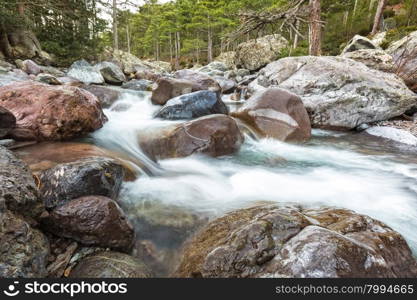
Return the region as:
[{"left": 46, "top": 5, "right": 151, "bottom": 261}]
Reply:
[{"left": 91, "top": 90, "right": 417, "bottom": 254}]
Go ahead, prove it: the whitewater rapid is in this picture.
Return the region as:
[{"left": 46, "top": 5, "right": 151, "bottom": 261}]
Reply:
[{"left": 91, "top": 90, "right": 417, "bottom": 253}]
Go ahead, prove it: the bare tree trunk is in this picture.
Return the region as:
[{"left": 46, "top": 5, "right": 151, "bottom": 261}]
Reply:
[
  {"left": 293, "top": 20, "right": 300, "bottom": 49},
  {"left": 308, "top": 0, "right": 322, "bottom": 56},
  {"left": 126, "top": 22, "right": 131, "bottom": 54},
  {"left": 112, "top": 0, "right": 119, "bottom": 51},
  {"left": 169, "top": 33, "right": 173, "bottom": 62},
  {"left": 371, "top": 0, "right": 387, "bottom": 35},
  {"left": 408, "top": 0, "right": 417, "bottom": 26},
  {"left": 208, "top": 28, "right": 213, "bottom": 63}
]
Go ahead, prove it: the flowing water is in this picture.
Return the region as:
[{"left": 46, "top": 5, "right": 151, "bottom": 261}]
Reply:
[{"left": 90, "top": 90, "right": 417, "bottom": 267}]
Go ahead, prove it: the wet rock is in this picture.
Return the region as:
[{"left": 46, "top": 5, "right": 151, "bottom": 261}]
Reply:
[
  {"left": 135, "top": 69, "right": 161, "bottom": 82},
  {"left": 0, "top": 106, "right": 15, "bottom": 138},
  {"left": 67, "top": 60, "right": 104, "bottom": 85},
  {"left": 15, "top": 142, "right": 138, "bottom": 181},
  {"left": 155, "top": 90, "right": 228, "bottom": 120},
  {"left": 81, "top": 84, "right": 121, "bottom": 108},
  {"left": 342, "top": 35, "right": 379, "bottom": 54},
  {"left": 213, "top": 76, "right": 237, "bottom": 94},
  {"left": 39, "top": 157, "right": 124, "bottom": 210},
  {"left": 122, "top": 79, "right": 153, "bottom": 91},
  {"left": 175, "top": 205, "right": 417, "bottom": 278},
  {"left": 249, "top": 56, "right": 417, "bottom": 129},
  {"left": 151, "top": 78, "right": 196, "bottom": 105},
  {"left": 21, "top": 59, "right": 42, "bottom": 75},
  {"left": 174, "top": 70, "right": 221, "bottom": 93},
  {"left": 42, "top": 196, "right": 134, "bottom": 252},
  {"left": 69, "top": 251, "right": 152, "bottom": 278},
  {"left": 0, "top": 210, "right": 49, "bottom": 278},
  {"left": 231, "top": 88, "right": 311, "bottom": 142},
  {"left": 139, "top": 114, "right": 244, "bottom": 160},
  {"left": 95, "top": 61, "right": 126, "bottom": 85},
  {"left": 341, "top": 49, "right": 395, "bottom": 72},
  {"left": 0, "top": 146, "right": 44, "bottom": 219},
  {"left": 235, "top": 34, "right": 288, "bottom": 71},
  {"left": 35, "top": 73, "right": 61, "bottom": 85},
  {"left": 0, "top": 81, "right": 107, "bottom": 141},
  {"left": 387, "top": 30, "right": 417, "bottom": 92}
]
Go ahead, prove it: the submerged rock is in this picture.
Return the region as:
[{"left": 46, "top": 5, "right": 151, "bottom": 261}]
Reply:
[
  {"left": 139, "top": 114, "right": 244, "bottom": 160},
  {"left": 231, "top": 88, "right": 311, "bottom": 142},
  {"left": 0, "top": 146, "right": 44, "bottom": 219},
  {"left": 94, "top": 61, "right": 126, "bottom": 85},
  {"left": 67, "top": 60, "right": 104, "bottom": 85},
  {"left": 341, "top": 35, "right": 379, "bottom": 54},
  {"left": 42, "top": 196, "right": 134, "bottom": 252},
  {"left": 249, "top": 56, "right": 417, "bottom": 129},
  {"left": 39, "top": 157, "right": 124, "bottom": 210},
  {"left": 0, "top": 81, "right": 107, "bottom": 141},
  {"left": 69, "top": 251, "right": 152, "bottom": 278},
  {"left": 0, "top": 210, "right": 49, "bottom": 278},
  {"left": 235, "top": 34, "right": 288, "bottom": 71},
  {"left": 155, "top": 90, "right": 228, "bottom": 120},
  {"left": 175, "top": 204, "right": 417, "bottom": 278},
  {"left": 0, "top": 106, "right": 15, "bottom": 138}
]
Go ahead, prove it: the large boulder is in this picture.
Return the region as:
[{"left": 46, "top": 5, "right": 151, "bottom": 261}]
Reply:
[
  {"left": 174, "top": 70, "right": 221, "bottom": 93},
  {"left": 39, "top": 157, "right": 124, "bottom": 210},
  {"left": 139, "top": 115, "right": 244, "bottom": 160},
  {"left": 249, "top": 56, "right": 417, "bottom": 129},
  {"left": 0, "top": 146, "right": 44, "bottom": 219},
  {"left": 235, "top": 35, "right": 288, "bottom": 71},
  {"left": 387, "top": 30, "right": 417, "bottom": 92},
  {"left": 81, "top": 84, "right": 121, "bottom": 109},
  {"left": 41, "top": 196, "right": 134, "bottom": 252},
  {"left": 213, "top": 76, "right": 237, "bottom": 94},
  {"left": 155, "top": 90, "right": 228, "bottom": 120},
  {"left": 0, "top": 106, "right": 15, "bottom": 138},
  {"left": 0, "top": 210, "right": 49, "bottom": 278},
  {"left": 341, "top": 35, "right": 379, "bottom": 54},
  {"left": 231, "top": 88, "right": 311, "bottom": 142},
  {"left": 151, "top": 78, "right": 197, "bottom": 106},
  {"left": 0, "top": 81, "right": 107, "bottom": 141},
  {"left": 67, "top": 60, "right": 104, "bottom": 85},
  {"left": 94, "top": 62, "right": 126, "bottom": 85},
  {"left": 341, "top": 49, "right": 395, "bottom": 72},
  {"left": 69, "top": 251, "right": 152, "bottom": 278},
  {"left": 175, "top": 205, "right": 417, "bottom": 278}
]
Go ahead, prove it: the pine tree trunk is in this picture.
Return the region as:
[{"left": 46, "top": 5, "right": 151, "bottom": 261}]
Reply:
[
  {"left": 309, "top": 0, "right": 322, "bottom": 56},
  {"left": 208, "top": 28, "right": 213, "bottom": 63},
  {"left": 371, "top": 0, "right": 387, "bottom": 35},
  {"left": 126, "top": 22, "right": 131, "bottom": 54},
  {"left": 112, "top": 0, "right": 119, "bottom": 51}
]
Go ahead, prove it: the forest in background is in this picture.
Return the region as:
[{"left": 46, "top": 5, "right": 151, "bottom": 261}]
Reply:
[{"left": 1, "top": 0, "right": 417, "bottom": 67}]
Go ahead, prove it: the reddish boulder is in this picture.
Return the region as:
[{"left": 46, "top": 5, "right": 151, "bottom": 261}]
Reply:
[
  {"left": 21, "top": 59, "right": 42, "bottom": 75},
  {"left": 0, "top": 81, "right": 107, "bottom": 141},
  {"left": 232, "top": 88, "right": 311, "bottom": 142},
  {"left": 41, "top": 196, "right": 134, "bottom": 252},
  {"left": 151, "top": 77, "right": 198, "bottom": 106},
  {"left": 139, "top": 114, "right": 244, "bottom": 160},
  {"left": 174, "top": 69, "right": 221, "bottom": 92}
]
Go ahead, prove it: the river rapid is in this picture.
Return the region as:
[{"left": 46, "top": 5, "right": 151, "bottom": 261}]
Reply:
[{"left": 87, "top": 89, "right": 417, "bottom": 272}]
